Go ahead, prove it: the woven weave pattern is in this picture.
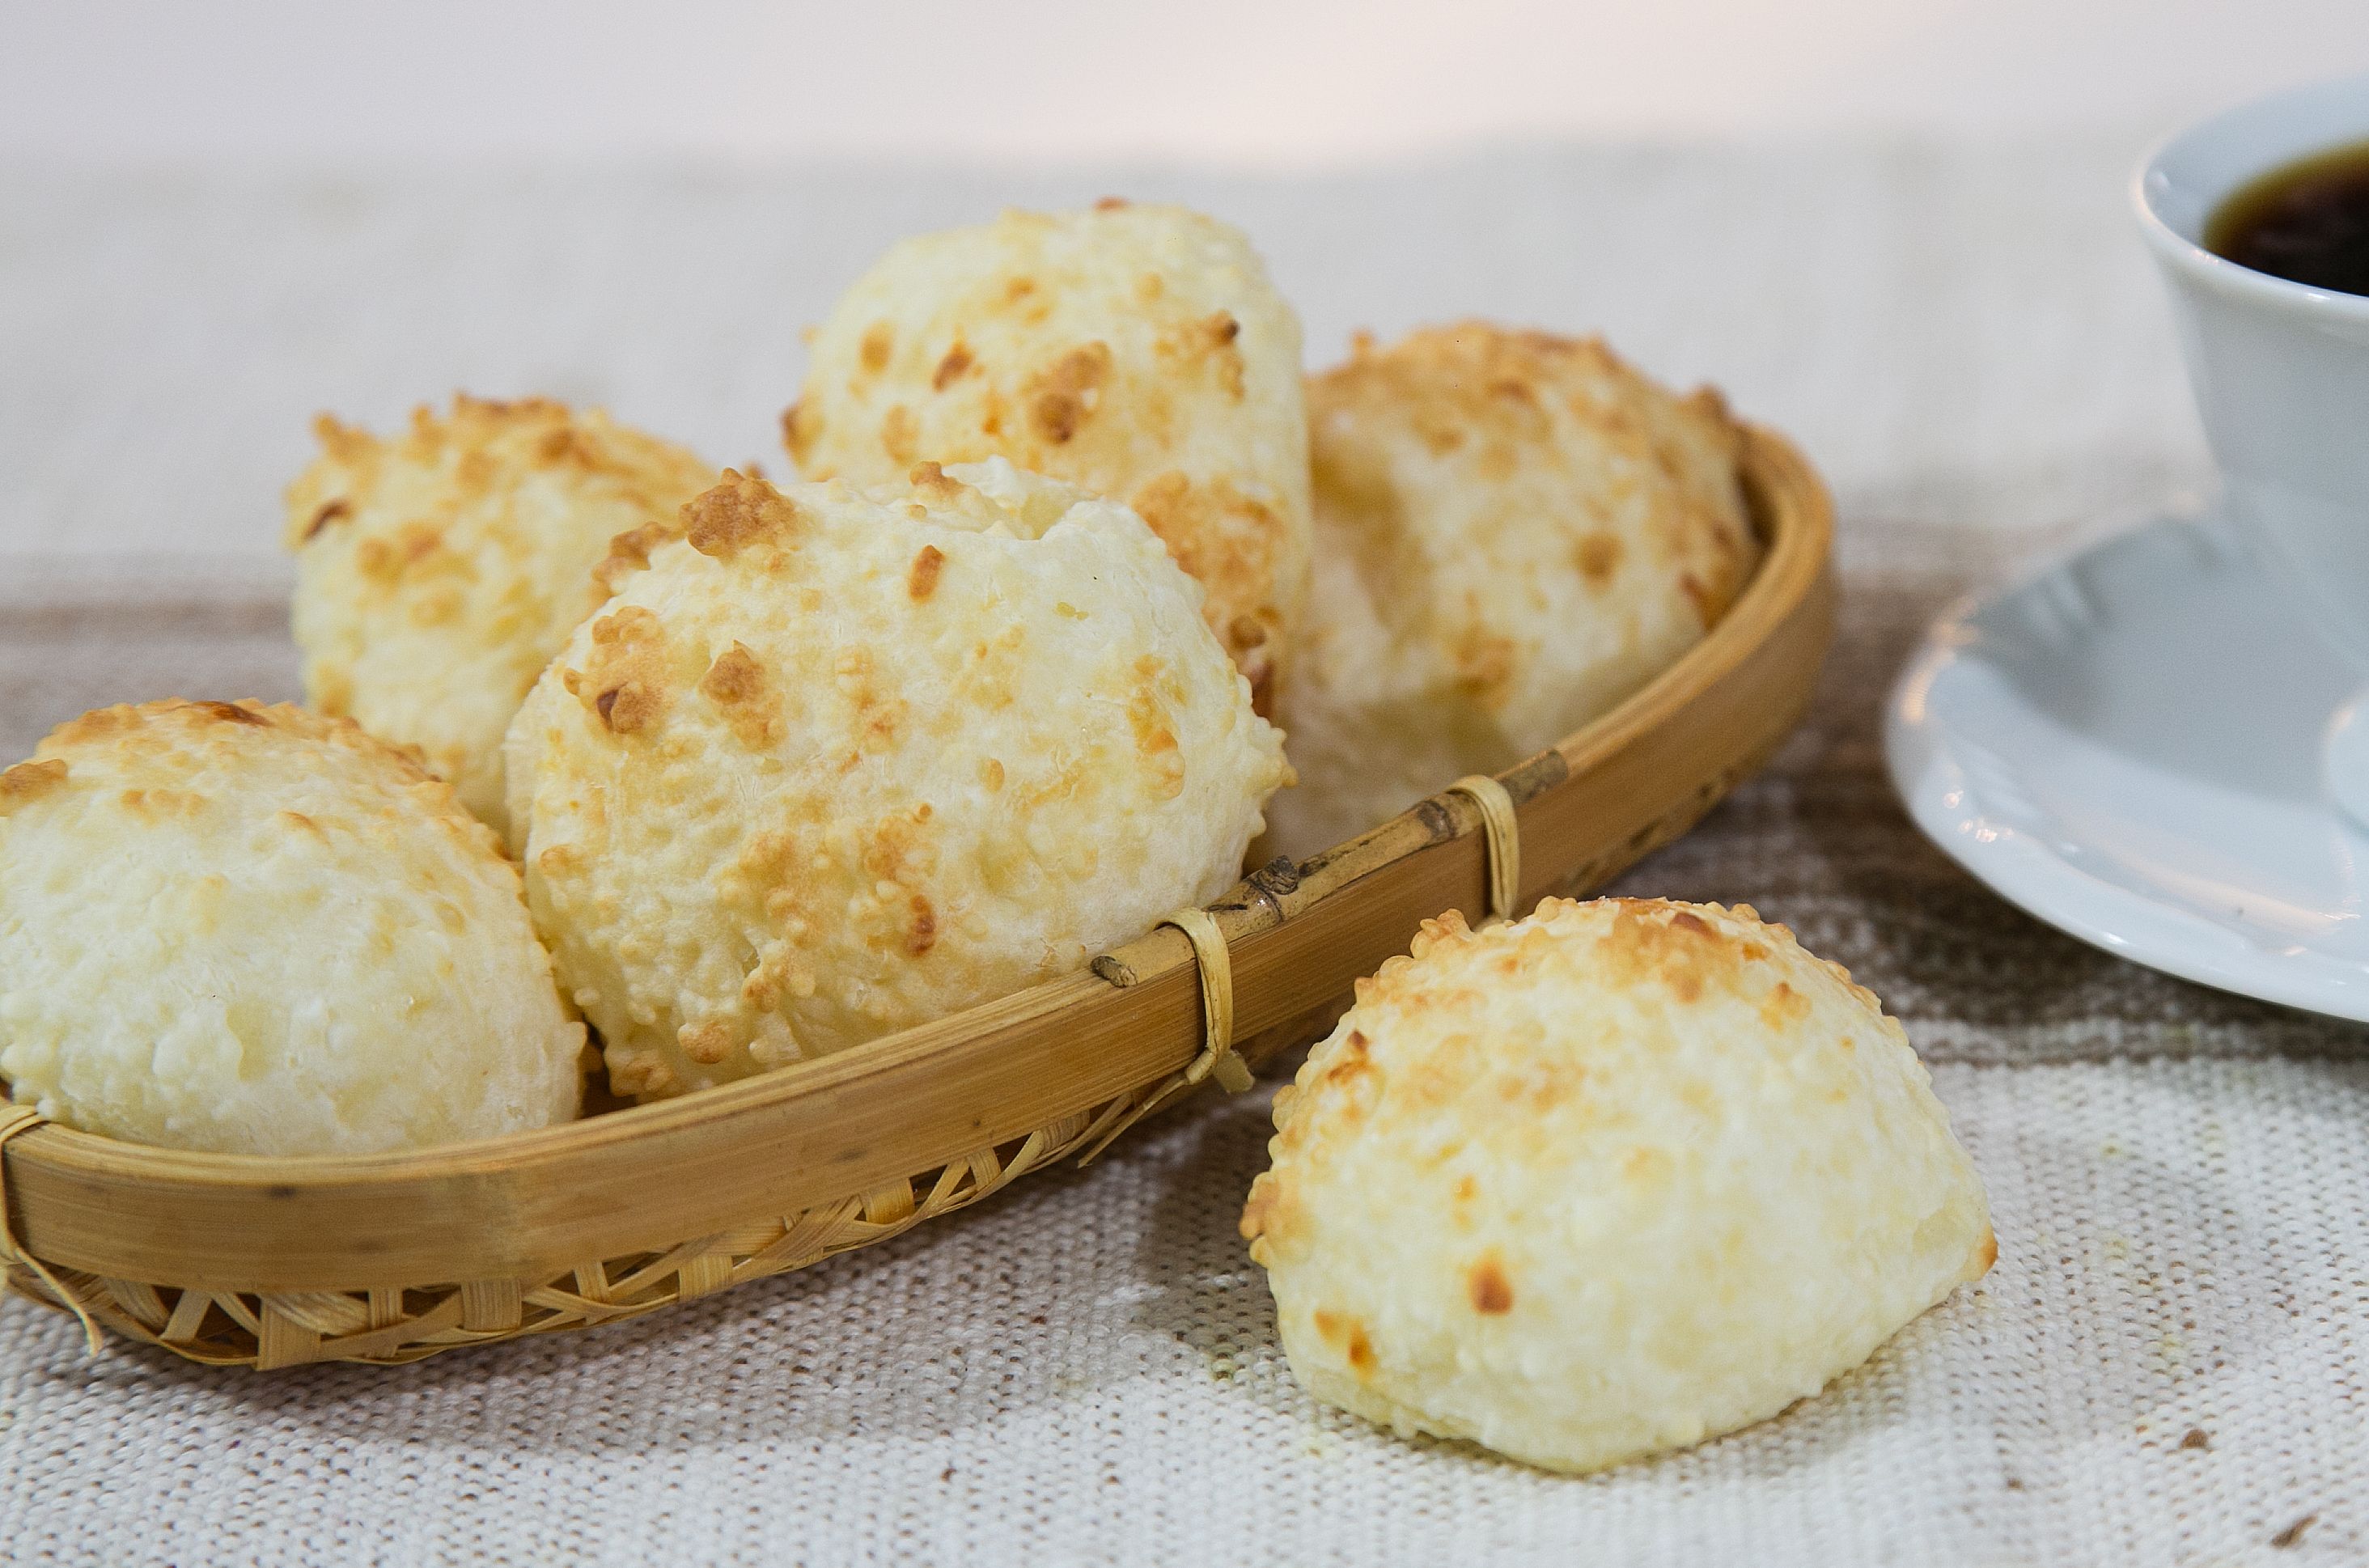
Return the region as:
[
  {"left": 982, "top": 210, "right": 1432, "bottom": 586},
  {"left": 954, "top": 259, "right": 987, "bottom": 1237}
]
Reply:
[
  {"left": 0, "top": 519, "right": 1803, "bottom": 1372},
  {"left": 0, "top": 749, "right": 1761, "bottom": 1371},
  {"left": 9, "top": 140, "right": 2369, "bottom": 1565},
  {"left": 6, "top": 536, "right": 2368, "bottom": 1564},
  {"left": 6, "top": 1095, "right": 1166, "bottom": 1369}
]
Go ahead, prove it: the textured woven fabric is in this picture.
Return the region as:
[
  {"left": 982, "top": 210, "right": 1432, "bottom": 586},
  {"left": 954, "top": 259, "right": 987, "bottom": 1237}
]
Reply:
[{"left": 4, "top": 138, "right": 2367, "bottom": 1566}]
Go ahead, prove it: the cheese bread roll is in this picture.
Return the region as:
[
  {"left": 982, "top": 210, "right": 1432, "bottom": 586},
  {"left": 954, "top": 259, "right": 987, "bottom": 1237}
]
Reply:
[
  {"left": 288, "top": 394, "right": 714, "bottom": 834},
  {"left": 784, "top": 203, "right": 1309, "bottom": 712},
  {"left": 1266, "top": 326, "right": 1757, "bottom": 858},
  {"left": 507, "top": 460, "right": 1289, "bottom": 1100},
  {"left": 1244, "top": 897, "right": 1992, "bottom": 1473},
  {"left": 0, "top": 700, "right": 583, "bottom": 1155}
]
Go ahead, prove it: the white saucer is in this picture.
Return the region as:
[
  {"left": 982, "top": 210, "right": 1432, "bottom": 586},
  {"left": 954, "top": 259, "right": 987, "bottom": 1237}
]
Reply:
[{"left": 1886, "top": 510, "right": 2369, "bottom": 1020}]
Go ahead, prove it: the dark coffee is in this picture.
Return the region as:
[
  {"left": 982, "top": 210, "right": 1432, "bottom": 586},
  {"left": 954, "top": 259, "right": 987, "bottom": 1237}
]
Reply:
[{"left": 2206, "top": 138, "right": 2369, "bottom": 297}]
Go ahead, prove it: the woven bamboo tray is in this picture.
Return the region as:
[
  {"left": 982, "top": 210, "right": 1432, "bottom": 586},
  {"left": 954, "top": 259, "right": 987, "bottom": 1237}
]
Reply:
[{"left": 0, "top": 424, "right": 1834, "bottom": 1370}]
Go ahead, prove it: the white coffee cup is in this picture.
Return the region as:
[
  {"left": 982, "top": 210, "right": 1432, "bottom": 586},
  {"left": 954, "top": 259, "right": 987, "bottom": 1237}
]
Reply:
[{"left": 2137, "top": 72, "right": 2369, "bottom": 824}]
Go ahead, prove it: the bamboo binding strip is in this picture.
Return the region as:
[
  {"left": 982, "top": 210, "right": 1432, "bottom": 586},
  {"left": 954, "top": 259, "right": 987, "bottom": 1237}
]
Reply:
[
  {"left": 1079, "top": 907, "right": 1248, "bottom": 1164},
  {"left": 0, "top": 423, "right": 1836, "bottom": 1371},
  {"left": 1443, "top": 775, "right": 1522, "bottom": 924}
]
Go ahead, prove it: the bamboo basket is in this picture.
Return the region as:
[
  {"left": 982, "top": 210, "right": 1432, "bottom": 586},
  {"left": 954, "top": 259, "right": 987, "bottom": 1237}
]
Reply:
[{"left": 0, "top": 425, "right": 1834, "bottom": 1371}]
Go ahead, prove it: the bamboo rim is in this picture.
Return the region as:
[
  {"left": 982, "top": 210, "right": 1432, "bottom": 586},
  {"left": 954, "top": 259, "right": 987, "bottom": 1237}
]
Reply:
[{"left": 0, "top": 423, "right": 1835, "bottom": 1364}]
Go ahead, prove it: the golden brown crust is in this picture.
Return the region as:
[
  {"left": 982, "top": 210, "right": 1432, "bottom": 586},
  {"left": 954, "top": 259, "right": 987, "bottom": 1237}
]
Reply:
[
  {"left": 1023, "top": 341, "right": 1112, "bottom": 443},
  {"left": 907, "top": 543, "right": 946, "bottom": 600},
  {"left": 1248, "top": 898, "right": 1902, "bottom": 1236},
  {"left": 1466, "top": 1252, "right": 1515, "bottom": 1315},
  {"left": 931, "top": 342, "right": 974, "bottom": 391},
  {"left": 0, "top": 759, "right": 68, "bottom": 813},
  {"left": 1311, "top": 1309, "right": 1377, "bottom": 1377},
  {"left": 21, "top": 699, "right": 500, "bottom": 876},
  {"left": 684, "top": 469, "right": 803, "bottom": 561},
  {"left": 905, "top": 460, "right": 964, "bottom": 502},
  {"left": 1262, "top": 322, "right": 1760, "bottom": 858},
  {"left": 1242, "top": 894, "right": 1994, "bottom": 1473},
  {"left": 592, "top": 519, "right": 678, "bottom": 600},
  {"left": 509, "top": 457, "right": 1287, "bottom": 1099},
  {"left": 284, "top": 393, "right": 716, "bottom": 832},
  {"left": 299, "top": 498, "right": 351, "bottom": 542},
  {"left": 43, "top": 698, "right": 434, "bottom": 781},
  {"left": 566, "top": 608, "right": 671, "bottom": 737},
  {"left": 1311, "top": 323, "right": 1752, "bottom": 640},
  {"left": 784, "top": 206, "right": 1310, "bottom": 711},
  {"left": 285, "top": 394, "right": 706, "bottom": 556},
  {"left": 697, "top": 642, "right": 782, "bottom": 749}
]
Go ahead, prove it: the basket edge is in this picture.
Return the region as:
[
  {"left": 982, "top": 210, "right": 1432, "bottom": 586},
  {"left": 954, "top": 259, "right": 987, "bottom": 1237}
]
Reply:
[{"left": 1, "top": 422, "right": 1836, "bottom": 1299}]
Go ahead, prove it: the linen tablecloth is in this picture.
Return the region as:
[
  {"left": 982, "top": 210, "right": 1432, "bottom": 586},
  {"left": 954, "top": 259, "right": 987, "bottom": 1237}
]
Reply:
[{"left": 3, "top": 133, "right": 2364, "bottom": 1566}]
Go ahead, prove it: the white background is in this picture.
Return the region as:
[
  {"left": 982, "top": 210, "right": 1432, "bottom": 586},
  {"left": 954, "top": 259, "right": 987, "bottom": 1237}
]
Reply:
[
  {"left": 1, "top": 2, "right": 2363, "bottom": 559},
  {"left": 3, "top": 0, "right": 2367, "bottom": 165}
]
